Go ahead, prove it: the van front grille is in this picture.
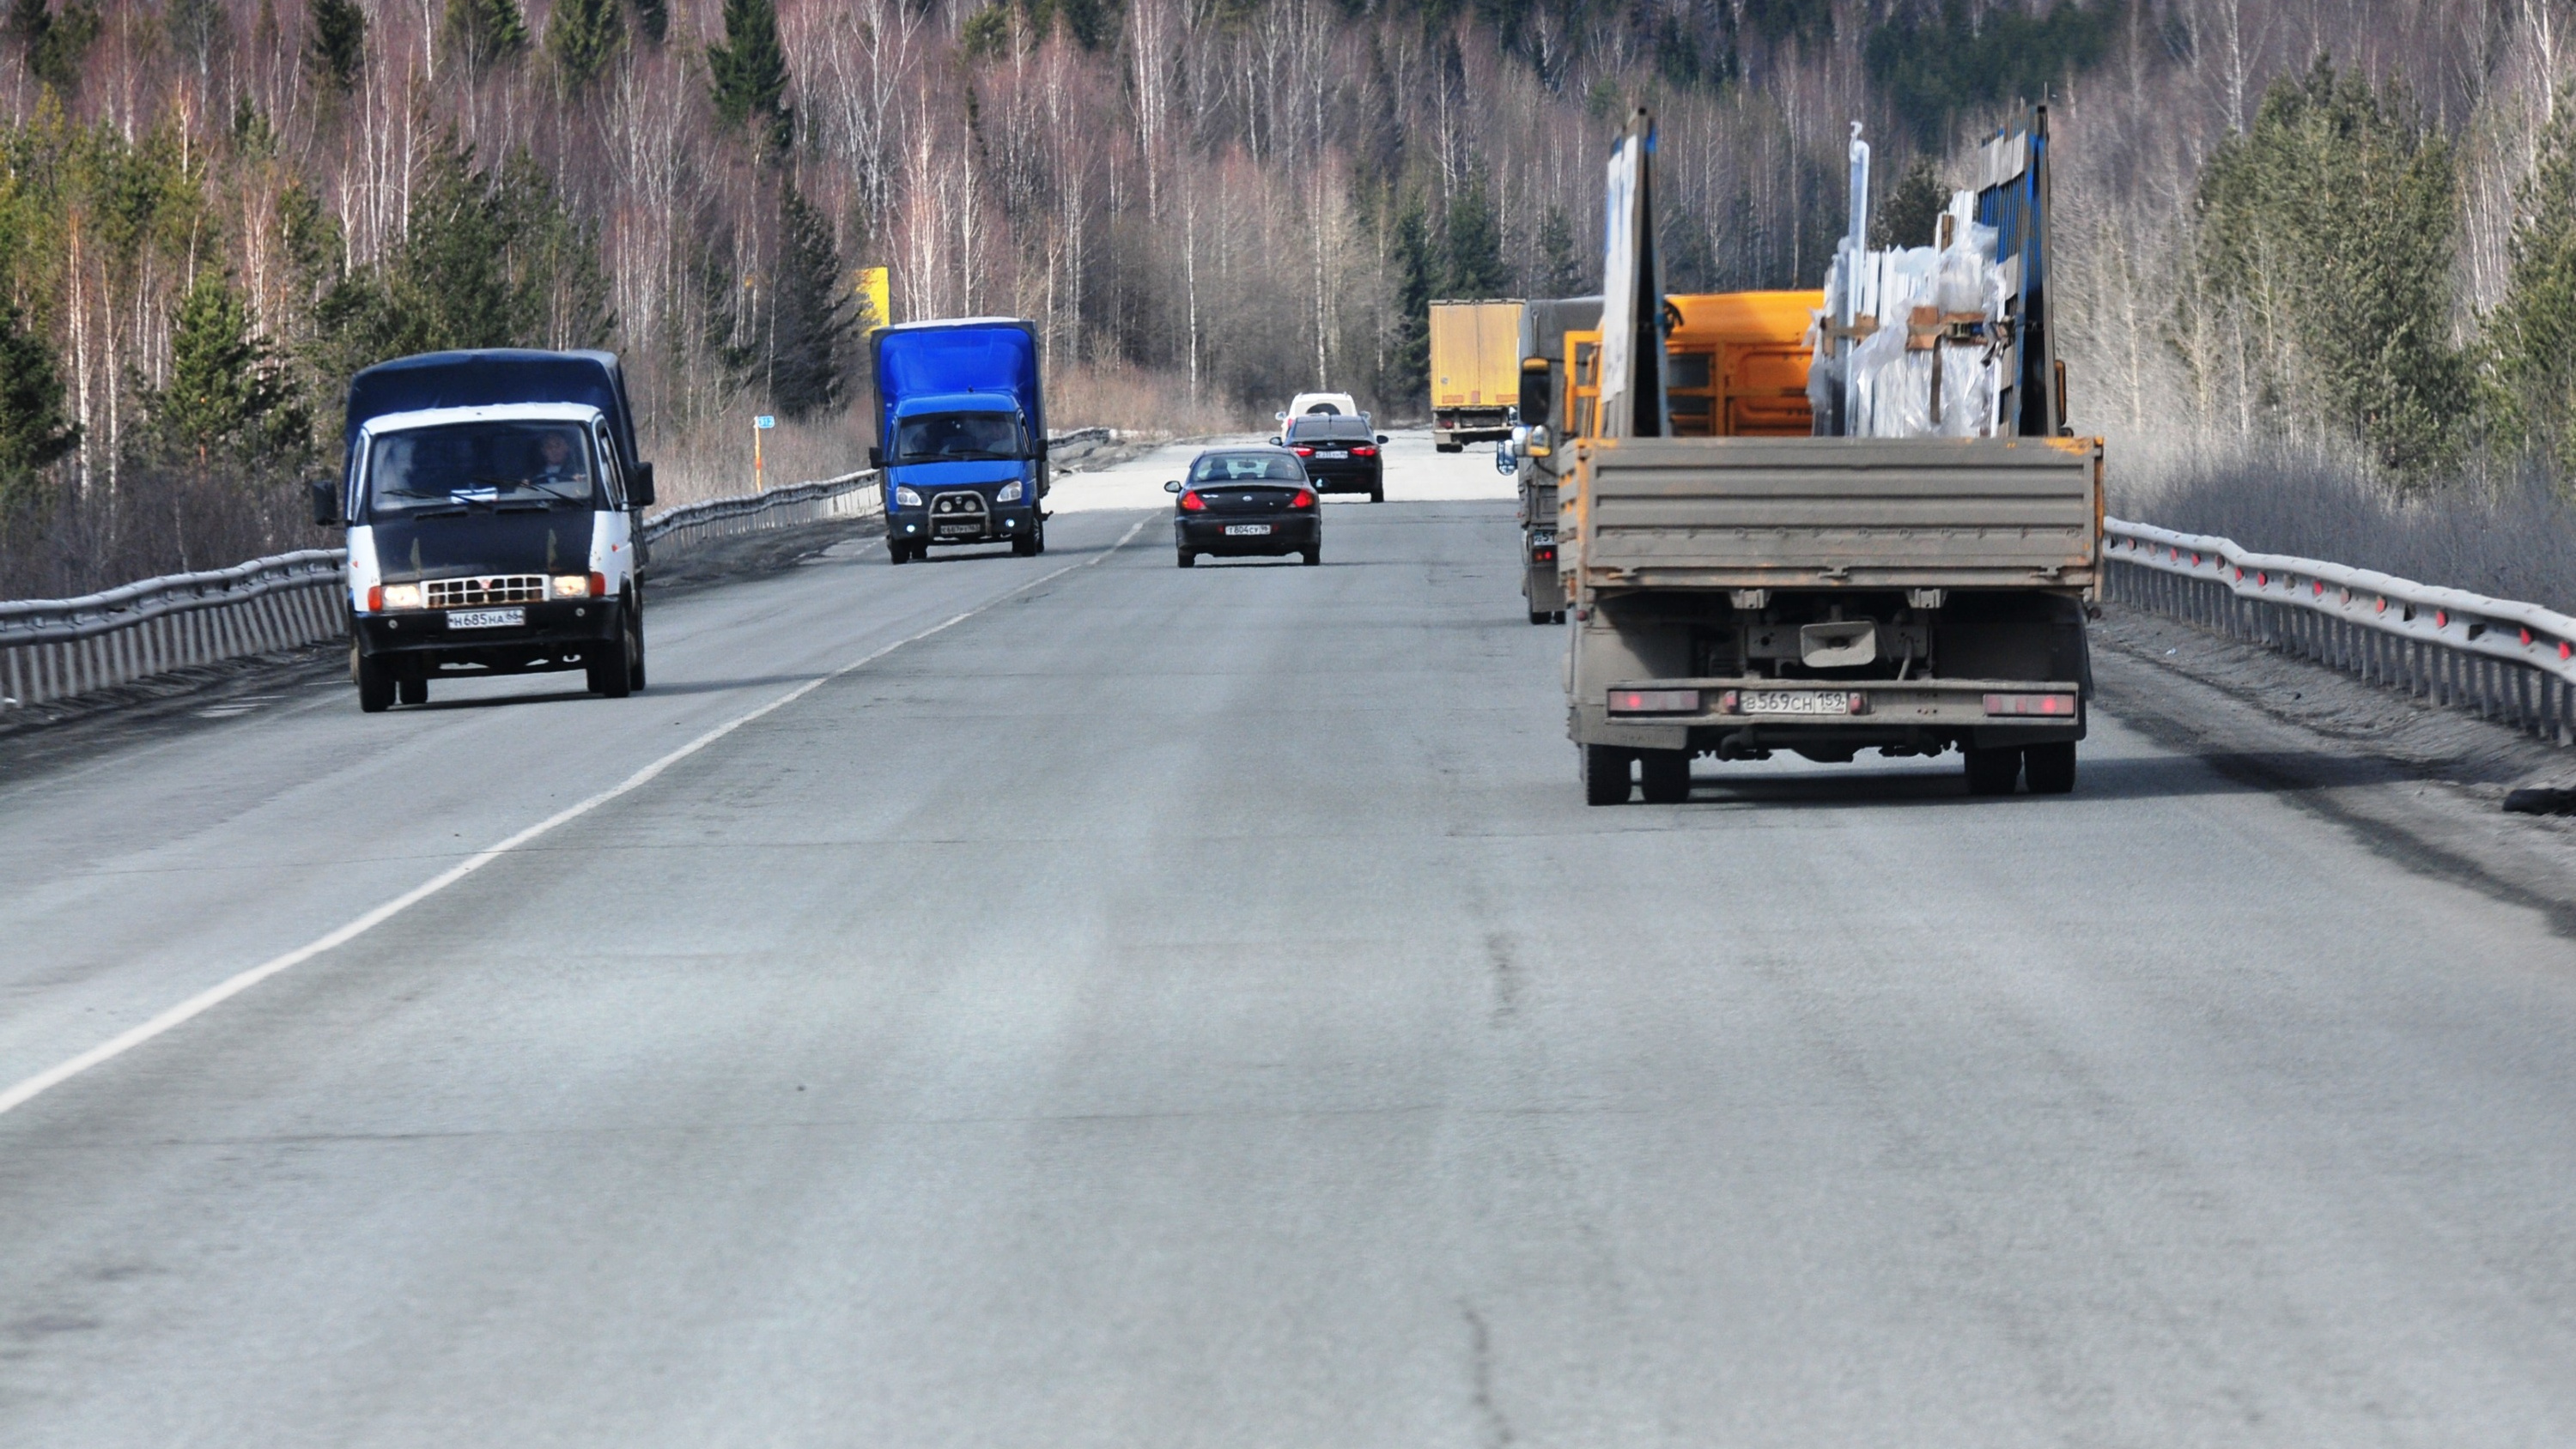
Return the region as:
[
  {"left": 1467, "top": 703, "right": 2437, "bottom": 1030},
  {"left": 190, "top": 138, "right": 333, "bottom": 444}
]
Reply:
[{"left": 427, "top": 575, "right": 545, "bottom": 609}]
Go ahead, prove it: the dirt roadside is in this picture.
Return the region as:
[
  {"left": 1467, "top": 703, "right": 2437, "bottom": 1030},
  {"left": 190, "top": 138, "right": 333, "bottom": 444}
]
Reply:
[{"left": 2091, "top": 603, "right": 2576, "bottom": 935}]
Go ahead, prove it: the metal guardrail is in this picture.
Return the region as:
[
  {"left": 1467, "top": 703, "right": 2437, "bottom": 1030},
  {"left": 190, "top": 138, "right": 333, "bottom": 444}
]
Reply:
[
  {"left": 0, "top": 550, "right": 352, "bottom": 711},
  {"left": 3, "top": 470, "right": 886, "bottom": 712},
  {"left": 641, "top": 469, "right": 881, "bottom": 552},
  {"left": 2104, "top": 516, "right": 2576, "bottom": 745}
]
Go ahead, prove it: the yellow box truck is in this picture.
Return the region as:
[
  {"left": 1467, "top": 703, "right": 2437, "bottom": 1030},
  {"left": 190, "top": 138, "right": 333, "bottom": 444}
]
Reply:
[{"left": 1429, "top": 299, "right": 1525, "bottom": 452}]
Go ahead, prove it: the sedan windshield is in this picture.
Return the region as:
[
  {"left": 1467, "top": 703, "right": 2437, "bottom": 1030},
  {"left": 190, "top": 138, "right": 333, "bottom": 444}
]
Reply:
[
  {"left": 895, "top": 411, "right": 1026, "bottom": 463},
  {"left": 1286, "top": 416, "right": 1373, "bottom": 443},
  {"left": 364, "top": 421, "right": 599, "bottom": 520},
  {"left": 1193, "top": 453, "right": 1304, "bottom": 483}
]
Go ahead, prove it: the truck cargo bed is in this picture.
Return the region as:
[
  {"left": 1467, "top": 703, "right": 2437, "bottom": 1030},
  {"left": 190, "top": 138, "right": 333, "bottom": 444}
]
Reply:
[{"left": 1565, "top": 436, "right": 2100, "bottom": 591}]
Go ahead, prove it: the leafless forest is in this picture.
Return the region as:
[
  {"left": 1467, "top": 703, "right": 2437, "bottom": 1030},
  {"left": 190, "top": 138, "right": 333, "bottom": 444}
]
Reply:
[{"left": 2, "top": 0, "right": 2571, "bottom": 597}]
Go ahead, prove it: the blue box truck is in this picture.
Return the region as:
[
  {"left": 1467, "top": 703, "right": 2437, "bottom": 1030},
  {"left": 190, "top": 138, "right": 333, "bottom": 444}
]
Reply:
[{"left": 868, "top": 318, "right": 1050, "bottom": 562}]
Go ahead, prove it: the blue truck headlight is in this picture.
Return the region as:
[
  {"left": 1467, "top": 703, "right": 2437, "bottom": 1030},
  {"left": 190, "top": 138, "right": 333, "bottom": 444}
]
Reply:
[
  {"left": 994, "top": 480, "right": 1023, "bottom": 504},
  {"left": 895, "top": 485, "right": 923, "bottom": 507}
]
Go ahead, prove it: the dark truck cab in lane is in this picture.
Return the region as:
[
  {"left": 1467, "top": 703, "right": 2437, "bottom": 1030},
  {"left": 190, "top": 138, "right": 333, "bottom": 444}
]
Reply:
[
  {"left": 870, "top": 318, "right": 1050, "bottom": 562},
  {"left": 316, "top": 349, "right": 657, "bottom": 712}
]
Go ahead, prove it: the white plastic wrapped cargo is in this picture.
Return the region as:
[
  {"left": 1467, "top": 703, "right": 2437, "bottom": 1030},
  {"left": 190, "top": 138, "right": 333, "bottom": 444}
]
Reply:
[{"left": 1821, "top": 191, "right": 2008, "bottom": 438}]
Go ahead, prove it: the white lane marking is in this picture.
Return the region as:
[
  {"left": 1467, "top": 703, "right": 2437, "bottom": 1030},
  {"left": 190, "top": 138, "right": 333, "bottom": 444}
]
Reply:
[{"left": 0, "top": 515, "right": 1150, "bottom": 1120}]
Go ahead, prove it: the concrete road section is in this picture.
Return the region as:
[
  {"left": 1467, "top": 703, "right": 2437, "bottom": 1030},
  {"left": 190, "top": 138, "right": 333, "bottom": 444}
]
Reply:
[{"left": 3, "top": 434, "right": 2573, "bottom": 1446}]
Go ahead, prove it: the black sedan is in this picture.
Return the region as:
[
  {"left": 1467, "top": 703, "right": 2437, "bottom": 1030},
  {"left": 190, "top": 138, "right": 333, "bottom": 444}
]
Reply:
[
  {"left": 1277, "top": 414, "right": 1386, "bottom": 501},
  {"left": 1167, "top": 448, "right": 1321, "bottom": 567}
]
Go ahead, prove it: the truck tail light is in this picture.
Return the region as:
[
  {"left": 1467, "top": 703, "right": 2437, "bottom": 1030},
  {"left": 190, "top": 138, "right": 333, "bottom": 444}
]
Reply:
[
  {"left": 1608, "top": 688, "right": 1701, "bottom": 714},
  {"left": 1984, "top": 693, "right": 2076, "bottom": 717},
  {"left": 1179, "top": 490, "right": 1206, "bottom": 512},
  {"left": 1847, "top": 692, "right": 1868, "bottom": 714},
  {"left": 1532, "top": 546, "right": 1555, "bottom": 563},
  {"left": 1718, "top": 690, "right": 1740, "bottom": 713}
]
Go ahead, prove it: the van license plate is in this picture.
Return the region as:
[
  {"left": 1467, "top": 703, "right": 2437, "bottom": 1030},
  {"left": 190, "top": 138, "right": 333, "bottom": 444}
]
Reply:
[
  {"left": 1224, "top": 524, "right": 1271, "bottom": 536},
  {"left": 1744, "top": 690, "right": 1849, "bottom": 715},
  {"left": 935, "top": 521, "right": 981, "bottom": 537},
  {"left": 447, "top": 608, "right": 524, "bottom": 630}
]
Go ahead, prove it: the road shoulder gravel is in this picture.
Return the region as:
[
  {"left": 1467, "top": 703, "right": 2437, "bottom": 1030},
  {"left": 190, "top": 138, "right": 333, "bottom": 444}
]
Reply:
[{"left": 2093, "top": 602, "right": 2576, "bottom": 935}]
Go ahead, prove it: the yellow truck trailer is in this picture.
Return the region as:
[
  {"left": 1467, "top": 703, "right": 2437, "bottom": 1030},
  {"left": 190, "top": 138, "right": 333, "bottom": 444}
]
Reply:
[{"left": 1429, "top": 299, "right": 1525, "bottom": 452}]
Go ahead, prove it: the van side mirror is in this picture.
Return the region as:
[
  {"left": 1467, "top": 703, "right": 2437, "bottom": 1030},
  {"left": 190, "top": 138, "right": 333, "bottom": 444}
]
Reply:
[
  {"left": 1273, "top": 410, "right": 1287, "bottom": 422},
  {"left": 1163, "top": 480, "right": 1184, "bottom": 494},
  {"left": 309, "top": 476, "right": 342, "bottom": 526},
  {"left": 628, "top": 461, "right": 656, "bottom": 507},
  {"left": 867, "top": 445, "right": 884, "bottom": 470}
]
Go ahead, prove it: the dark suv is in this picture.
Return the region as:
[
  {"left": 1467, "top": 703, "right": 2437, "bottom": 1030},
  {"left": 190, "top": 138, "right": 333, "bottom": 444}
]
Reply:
[{"left": 1279, "top": 414, "right": 1386, "bottom": 501}]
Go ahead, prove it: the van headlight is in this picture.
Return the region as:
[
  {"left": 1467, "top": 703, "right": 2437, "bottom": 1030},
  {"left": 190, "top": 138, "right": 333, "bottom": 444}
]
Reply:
[
  {"left": 379, "top": 583, "right": 423, "bottom": 611},
  {"left": 895, "top": 485, "right": 923, "bottom": 507},
  {"left": 995, "top": 480, "right": 1023, "bottom": 504}
]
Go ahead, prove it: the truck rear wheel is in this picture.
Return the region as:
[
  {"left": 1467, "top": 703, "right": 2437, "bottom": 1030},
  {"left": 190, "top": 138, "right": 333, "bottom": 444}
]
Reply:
[
  {"left": 1583, "top": 745, "right": 1635, "bottom": 806},
  {"left": 1962, "top": 745, "right": 2022, "bottom": 796},
  {"left": 1638, "top": 749, "right": 1692, "bottom": 804},
  {"left": 2023, "top": 742, "right": 2077, "bottom": 795},
  {"left": 1528, "top": 609, "right": 1551, "bottom": 625}
]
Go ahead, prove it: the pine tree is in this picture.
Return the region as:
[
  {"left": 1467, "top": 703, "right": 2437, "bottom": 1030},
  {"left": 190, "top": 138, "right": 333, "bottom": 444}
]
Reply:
[
  {"left": 0, "top": 296, "right": 81, "bottom": 500},
  {"left": 2488, "top": 106, "right": 2576, "bottom": 478},
  {"left": 2196, "top": 59, "right": 2469, "bottom": 477},
  {"left": 1536, "top": 205, "right": 1583, "bottom": 297},
  {"left": 11, "top": 0, "right": 100, "bottom": 92},
  {"left": 767, "top": 181, "right": 855, "bottom": 419},
  {"left": 708, "top": 0, "right": 793, "bottom": 155},
  {"left": 145, "top": 271, "right": 307, "bottom": 468},
  {"left": 1872, "top": 156, "right": 1947, "bottom": 251},
  {"left": 546, "top": 0, "right": 623, "bottom": 88},
  {"left": 1443, "top": 177, "right": 1509, "bottom": 298},
  {"left": 446, "top": 0, "right": 527, "bottom": 70},
  {"left": 629, "top": 0, "right": 667, "bottom": 44},
  {"left": 1389, "top": 194, "right": 1435, "bottom": 405},
  {"left": 306, "top": 0, "right": 365, "bottom": 92}
]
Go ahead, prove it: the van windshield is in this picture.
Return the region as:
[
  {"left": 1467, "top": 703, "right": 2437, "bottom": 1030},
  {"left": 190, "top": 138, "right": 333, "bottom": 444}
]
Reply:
[
  {"left": 364, "top": 421, "right": 600, "bottom": 521},
  {"left": 894, "top": 411, "right": 1027, "bottom": 464}
]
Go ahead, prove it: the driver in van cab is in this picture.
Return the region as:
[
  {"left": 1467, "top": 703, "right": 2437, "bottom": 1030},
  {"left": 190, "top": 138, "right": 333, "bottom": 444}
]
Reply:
[{"left": 531, "top": 430, "right": 587, "bottom": 487}]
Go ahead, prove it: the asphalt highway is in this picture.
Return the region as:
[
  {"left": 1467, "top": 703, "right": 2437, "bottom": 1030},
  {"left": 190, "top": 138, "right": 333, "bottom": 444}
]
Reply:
[{"left": 3, "top": 433, "right": 2573, "bottom": 1446}]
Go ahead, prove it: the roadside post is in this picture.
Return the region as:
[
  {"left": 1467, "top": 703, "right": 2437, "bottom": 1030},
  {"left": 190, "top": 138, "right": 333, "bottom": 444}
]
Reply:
[{"left": 754, "top": 414, "right": 775, "bottom": 492}]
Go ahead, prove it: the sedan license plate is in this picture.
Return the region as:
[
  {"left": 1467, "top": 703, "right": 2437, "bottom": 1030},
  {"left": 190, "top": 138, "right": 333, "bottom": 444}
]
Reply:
[
  {"left": 447, "top": 607, "right": 525, "bottom": 630},
  {"left": 1744, "top": 689, "right": 1850, "bottom": 715},
  {"left": 1224, "top": 524, "right": 1272, "bottom": 537},
  {"left": 1318, "top": 450, "right": 1349, "bottom": 459}
]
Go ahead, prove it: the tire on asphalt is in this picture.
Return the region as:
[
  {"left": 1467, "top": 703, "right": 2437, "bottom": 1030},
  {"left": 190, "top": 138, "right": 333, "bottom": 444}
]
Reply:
[
  {"left": 889, "top": 538, "right": 912, "bottom": 565},
  {"left": 1962, "top": 744, "right": 2021, "bottom": 796},
  {"left": 588, "top": 604, "right": 637, "bottom": 698},
  {"left": 355, "top": 646, "right": 394, "bottom": 713},
  {"left": 1638, "top": 749, "right": 1692, "bottom": 804},
  {"left": 1370, "top": 487, "right": 1384, "bottom": 503},
  {"left": 1177, "top": 549, "right": 1196, "bottom": 567},
  {"left": 1528, "top": 609, "right": 1551, "bottom": 625},
  {"left": 1583, "top": 744, "right": 1635, "bottom": 806},
  {"left": 1302, "top": 548, "right": 1320, "bottom": 567},
  {"left": 2023, "top": 741, "right": 2077, "bottom": 795},
  {"left": 1012, "top": 530, "right": 1038, "bottom": 557},
  {"left": 397, "top": 676, "right": 428, "bottom": 706}
]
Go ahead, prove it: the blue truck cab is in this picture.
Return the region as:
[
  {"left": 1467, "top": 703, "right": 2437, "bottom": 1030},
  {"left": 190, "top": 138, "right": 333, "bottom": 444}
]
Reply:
[
  {"left": 315, "top": 349, "right": 657, "bottom": 712},
  {"left": 869, "top": 318, "right": 1050, "bottom": 561}
]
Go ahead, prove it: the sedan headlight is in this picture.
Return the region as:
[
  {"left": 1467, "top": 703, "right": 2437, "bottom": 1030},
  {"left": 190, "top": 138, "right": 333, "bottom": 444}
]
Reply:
[
  {"left": 994, "top": 480, "right": 1023, "bottom": 504},
  {"left": 895, "top": 485, "right": 923, "bottom": 507},
  {"left": 379, "top": 582, "right": 423, "bottom": 611}
]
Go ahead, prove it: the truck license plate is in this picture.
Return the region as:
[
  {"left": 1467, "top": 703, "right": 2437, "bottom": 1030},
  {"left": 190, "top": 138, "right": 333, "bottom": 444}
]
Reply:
[
  {"left": 1744, "top": 690, "right": 1849, "bottom": 715},
  {"left": 1224, "top": 524, "right": 1271, "bottom": 536},
  {"left": 1531, "top": 530, "right": 1554, "bottom": 546},
  {"left": 447, "top": 608, "right": 525, "bottom": 630}
]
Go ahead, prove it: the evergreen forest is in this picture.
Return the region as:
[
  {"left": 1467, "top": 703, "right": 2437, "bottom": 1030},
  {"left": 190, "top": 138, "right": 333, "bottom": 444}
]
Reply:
[{"left": 3, "top": 0, "right": 2574, "bottom": 597}]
